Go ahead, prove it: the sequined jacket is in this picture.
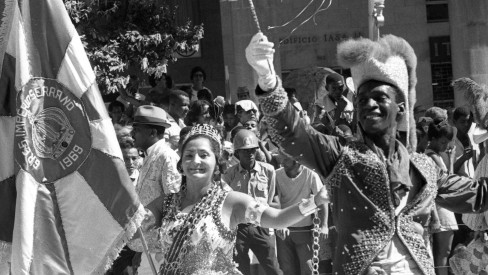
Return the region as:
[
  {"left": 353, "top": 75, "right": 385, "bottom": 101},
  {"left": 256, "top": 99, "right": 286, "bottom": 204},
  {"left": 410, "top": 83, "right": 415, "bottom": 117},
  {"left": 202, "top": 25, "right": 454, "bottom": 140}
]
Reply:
[{"left": 257, "top": 81, "right": 488, "bottom": 275}]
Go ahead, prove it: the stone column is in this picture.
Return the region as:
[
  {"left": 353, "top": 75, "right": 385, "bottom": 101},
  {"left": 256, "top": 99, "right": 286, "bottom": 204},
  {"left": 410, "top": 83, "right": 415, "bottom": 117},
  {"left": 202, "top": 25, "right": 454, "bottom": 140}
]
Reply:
[{"left": 449, "top": 0, "right": 488, "bottom": 107}]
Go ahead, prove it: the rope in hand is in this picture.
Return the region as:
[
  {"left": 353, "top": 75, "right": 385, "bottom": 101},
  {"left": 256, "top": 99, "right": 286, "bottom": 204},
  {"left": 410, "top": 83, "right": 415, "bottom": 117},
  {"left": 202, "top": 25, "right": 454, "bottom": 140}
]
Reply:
[
  {"left": 247, "top": 0, "right": 333, "bottom": 44},
  {"left": 267, "top": 0, "right": 333, "bottom": 44}
]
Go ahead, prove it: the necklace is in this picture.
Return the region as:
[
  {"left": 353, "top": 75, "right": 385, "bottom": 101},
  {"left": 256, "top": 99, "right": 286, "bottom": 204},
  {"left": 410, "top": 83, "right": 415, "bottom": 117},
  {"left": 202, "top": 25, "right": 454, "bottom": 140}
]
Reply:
[{"left": 159, "top": 182, "right": 221, "bottom": 274}]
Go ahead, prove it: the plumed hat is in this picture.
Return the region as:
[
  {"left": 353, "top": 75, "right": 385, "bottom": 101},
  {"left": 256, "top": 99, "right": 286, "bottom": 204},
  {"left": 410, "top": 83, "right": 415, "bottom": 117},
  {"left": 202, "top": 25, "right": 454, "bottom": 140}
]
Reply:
[
  {"left": 337, "top": 35, "right": 417, "bottom": 150},
  {"left": 452, "top": 77, "right": 488, "bottom": 130}
]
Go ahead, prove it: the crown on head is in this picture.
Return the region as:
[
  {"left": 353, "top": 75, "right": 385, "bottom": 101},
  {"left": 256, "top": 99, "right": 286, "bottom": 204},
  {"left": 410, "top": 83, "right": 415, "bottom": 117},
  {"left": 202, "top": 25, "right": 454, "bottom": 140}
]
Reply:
[{"left": 184, "top": 124, "right": 222, "bottom": 151}]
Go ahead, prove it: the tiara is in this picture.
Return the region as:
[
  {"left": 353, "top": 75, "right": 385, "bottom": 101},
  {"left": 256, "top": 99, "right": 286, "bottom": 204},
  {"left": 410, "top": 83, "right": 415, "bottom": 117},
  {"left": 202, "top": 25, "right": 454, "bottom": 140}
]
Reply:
[{"left": 184, "top": 124, "right": 222, "bottom": 150}]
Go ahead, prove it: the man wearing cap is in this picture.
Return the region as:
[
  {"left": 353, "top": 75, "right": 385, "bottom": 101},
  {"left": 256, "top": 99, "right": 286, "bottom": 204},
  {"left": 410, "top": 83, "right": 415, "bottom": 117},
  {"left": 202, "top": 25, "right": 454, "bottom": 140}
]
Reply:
[
  {"left": 222, "top": 129, "right": 282, "bottom": 275},
  {"left": 236, "top": 99, "right": 260, "bottom": 125},
  {"left": 246, "top": 32, "right": 488, "bottom": 275},
  {"left": 132, "top": 105, "right": 181, "bottom": 205}
]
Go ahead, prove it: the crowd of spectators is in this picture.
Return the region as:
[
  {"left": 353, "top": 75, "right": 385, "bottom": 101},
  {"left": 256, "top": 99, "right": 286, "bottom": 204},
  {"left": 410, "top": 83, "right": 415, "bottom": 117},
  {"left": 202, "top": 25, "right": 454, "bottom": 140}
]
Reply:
[{"left": 105, "top": 65, "right": 488, "bottom": 275}]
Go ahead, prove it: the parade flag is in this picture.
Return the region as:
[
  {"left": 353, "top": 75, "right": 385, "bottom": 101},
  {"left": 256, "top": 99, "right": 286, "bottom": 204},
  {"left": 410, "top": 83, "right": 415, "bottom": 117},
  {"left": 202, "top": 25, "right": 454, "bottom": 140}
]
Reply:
[{"left": 0, "top": 0, "right": 145, "bottom": 274}]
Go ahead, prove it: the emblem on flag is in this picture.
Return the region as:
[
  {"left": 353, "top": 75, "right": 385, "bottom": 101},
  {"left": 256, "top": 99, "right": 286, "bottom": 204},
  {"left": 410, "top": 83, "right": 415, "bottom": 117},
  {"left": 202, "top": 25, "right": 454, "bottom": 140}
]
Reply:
[
  {"left": 15, "top": 78, "right": 91, "bottom": 182},
  {"left": 0, "top": 0, "right": 145, "bottom": 274}
]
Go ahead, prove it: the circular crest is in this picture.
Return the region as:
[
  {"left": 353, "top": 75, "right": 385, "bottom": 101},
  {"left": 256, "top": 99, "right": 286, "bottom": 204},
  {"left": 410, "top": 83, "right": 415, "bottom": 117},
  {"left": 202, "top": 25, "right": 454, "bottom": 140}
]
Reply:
[{"left": 15, "top": 78, "right": 91, "bottom": 183}]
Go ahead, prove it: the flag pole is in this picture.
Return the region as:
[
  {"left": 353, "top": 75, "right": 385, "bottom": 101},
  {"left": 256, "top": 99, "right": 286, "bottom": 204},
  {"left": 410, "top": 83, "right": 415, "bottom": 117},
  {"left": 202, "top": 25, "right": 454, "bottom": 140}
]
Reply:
[{"left": 138, "top": 227, "right": 158, "bottom": 275}]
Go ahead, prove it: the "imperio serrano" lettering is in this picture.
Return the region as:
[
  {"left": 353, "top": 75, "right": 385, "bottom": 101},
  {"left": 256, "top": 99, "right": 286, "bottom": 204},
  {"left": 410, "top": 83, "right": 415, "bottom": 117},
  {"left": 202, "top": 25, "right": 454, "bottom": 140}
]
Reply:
[{"left": 17, "top": 85, "right": 76, "bottom": 118}]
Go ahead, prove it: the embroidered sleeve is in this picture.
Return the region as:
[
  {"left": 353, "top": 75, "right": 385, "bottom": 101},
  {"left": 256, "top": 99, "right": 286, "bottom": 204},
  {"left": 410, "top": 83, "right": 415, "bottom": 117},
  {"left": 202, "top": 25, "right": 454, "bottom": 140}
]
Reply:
[
  {"left": 256, "top": 77, "right": 345, "bottom": 180},
  {"left": 262, "top": 109, "right": 345, "bottom": 182},
  {"left": 244, "top": 202, "right": 267, "bottom": 226},
  {"left": 256, "top": 77, "right": 288, "bottom": 117}
]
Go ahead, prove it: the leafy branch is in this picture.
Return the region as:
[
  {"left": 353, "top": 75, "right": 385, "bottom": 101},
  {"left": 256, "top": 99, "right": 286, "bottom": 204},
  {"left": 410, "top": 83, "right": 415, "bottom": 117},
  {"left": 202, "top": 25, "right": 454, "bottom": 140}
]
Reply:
[{"left": 64, "top": 0, "right": 204, "bottom": 94}]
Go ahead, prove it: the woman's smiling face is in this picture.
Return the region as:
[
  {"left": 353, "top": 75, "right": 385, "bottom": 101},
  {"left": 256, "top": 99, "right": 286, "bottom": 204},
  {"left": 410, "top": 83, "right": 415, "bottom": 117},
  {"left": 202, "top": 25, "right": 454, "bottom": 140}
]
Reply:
[{"left": 181, "top": 137, "right": 216, "bottom": 183}]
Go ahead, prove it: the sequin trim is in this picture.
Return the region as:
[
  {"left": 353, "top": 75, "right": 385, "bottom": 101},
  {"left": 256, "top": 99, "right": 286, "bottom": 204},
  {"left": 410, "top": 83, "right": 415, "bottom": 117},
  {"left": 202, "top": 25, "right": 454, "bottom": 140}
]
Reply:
[
  {"left": 324, "top": 145, "right": 440, "bottom": 275},
  {"left": 343, "top": 213, "right": 393, "bottom": 275},
  {"left": 257, "top": 78, "right": 288, "bottom": 117},
  {"left": 212, "top": 189, "right": 237, "bottom": 241},
  {"left": 326, "top": 142, "right": 394, "bottom": 213},
  {"left": 396, "top": 153, "right": 438, "bottom": 275},
  {"left": 261, "top": 116, "right": 285, "bottom": 145},
  {"left": 158, "top": 184, "right": 241, "bottom": 274}
]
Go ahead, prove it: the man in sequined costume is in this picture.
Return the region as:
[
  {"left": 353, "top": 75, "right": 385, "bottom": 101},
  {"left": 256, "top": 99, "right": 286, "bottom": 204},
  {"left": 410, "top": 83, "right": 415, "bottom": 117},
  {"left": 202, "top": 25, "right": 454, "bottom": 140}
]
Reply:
[{"left": 246, "top": 33, "right": 488, "bottom": 275}]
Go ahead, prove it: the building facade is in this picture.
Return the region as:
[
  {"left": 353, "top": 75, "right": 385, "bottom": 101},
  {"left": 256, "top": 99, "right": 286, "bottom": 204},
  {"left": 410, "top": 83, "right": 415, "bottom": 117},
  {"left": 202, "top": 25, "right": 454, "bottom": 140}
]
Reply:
[{"left": 169, "top": 0, "right": 488, "bottom": 110}]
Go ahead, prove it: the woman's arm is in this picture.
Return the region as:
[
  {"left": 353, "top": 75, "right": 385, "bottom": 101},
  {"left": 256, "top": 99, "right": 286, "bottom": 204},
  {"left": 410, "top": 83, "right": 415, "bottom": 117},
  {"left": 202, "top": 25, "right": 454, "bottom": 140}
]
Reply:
[
  {"left": 453, "top": 149, "right": 472, "bottom": 174},
  {"left": 429, "top": 154, "right": 448, "bottom": 173},
  {"left": 226, "top": 187, "right": 329, "bottom": 230}
]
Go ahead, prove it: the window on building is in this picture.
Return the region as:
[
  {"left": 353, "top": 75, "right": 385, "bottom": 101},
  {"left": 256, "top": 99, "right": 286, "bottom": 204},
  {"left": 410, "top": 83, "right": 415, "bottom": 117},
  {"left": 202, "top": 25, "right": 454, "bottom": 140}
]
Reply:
[
  {"left": 426, "top": 0, "right": 449, "bottom": 23},
  {"left": 429, "top": 36, "right": 454, "bottom": 108}
]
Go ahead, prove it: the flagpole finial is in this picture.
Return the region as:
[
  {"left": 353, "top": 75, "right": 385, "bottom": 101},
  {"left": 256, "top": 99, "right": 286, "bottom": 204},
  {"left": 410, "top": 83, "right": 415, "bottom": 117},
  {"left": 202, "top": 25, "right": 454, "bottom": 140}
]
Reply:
[
  {"left": 374, "top": 0, "right": 385, "bottom": 29},
  {"left": 247, "top": 0, "right": 262, "bottom": 33},
  {"left": 368, "top": 0, "right": 385, "bottom": 41}
]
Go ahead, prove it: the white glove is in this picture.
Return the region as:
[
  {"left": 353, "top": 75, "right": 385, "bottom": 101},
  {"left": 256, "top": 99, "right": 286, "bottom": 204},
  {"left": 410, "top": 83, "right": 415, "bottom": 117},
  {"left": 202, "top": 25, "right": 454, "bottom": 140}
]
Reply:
[{"left": 245, "top": 32, "right": 277, "bottom": 90}]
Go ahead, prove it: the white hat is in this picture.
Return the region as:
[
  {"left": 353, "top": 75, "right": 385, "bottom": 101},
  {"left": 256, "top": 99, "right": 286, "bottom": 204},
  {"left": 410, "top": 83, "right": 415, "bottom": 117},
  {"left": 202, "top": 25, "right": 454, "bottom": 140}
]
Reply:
[
  {"left": 235, "top": 100, "right": 259, "bottom": 114},
  {"left": 337, "top": 35, "right": 418, "bottom": 150}
]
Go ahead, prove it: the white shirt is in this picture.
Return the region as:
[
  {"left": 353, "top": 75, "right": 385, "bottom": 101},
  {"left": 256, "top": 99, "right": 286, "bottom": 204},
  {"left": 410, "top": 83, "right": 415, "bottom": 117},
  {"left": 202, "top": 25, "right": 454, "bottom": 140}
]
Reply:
[
  {"left": 136, "top": 139, "right": 181, "bottom": 206},
  {"left": 276, "top": 167, "right": 323, "bottom": 227}
]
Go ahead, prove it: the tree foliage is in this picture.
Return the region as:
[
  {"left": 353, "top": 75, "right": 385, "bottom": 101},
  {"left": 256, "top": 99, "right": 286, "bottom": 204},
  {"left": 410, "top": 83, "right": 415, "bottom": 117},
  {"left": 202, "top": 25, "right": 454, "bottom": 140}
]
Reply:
[{"left": 64, "top": 0, "right": 204, "bottom": 94}]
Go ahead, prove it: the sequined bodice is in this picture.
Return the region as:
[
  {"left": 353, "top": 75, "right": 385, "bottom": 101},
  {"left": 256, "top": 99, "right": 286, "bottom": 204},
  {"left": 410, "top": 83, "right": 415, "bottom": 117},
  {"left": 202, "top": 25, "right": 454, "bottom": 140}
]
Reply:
[{"left": 158, "top": 185, "right": 241, "bottom": 275}]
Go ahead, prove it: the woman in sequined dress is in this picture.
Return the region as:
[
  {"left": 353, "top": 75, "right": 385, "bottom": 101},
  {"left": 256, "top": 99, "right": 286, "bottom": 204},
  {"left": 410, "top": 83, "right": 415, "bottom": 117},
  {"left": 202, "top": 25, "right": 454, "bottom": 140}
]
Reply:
[{"left": 130, "top": 124, "right": 329, "bottom": 275}]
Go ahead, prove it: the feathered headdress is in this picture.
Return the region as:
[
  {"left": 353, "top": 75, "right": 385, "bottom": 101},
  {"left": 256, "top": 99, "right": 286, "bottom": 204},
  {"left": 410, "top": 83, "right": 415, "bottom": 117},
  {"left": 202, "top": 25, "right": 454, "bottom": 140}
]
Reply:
[
  {"left": 452, "top": 77, "right": 488, "bottom": 129},
  {"left": 337, "top": 35, "right": 418, "bottom": 151}
]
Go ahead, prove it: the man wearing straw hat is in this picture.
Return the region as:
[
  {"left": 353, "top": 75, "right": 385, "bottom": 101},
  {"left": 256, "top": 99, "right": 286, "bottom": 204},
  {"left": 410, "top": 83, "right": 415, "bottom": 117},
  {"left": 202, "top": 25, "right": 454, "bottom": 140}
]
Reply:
[
  {"left": 246, "top": 32, "right": 488, "bottom": 275},
  {"left": 131, "top": 105, "right": 181, "bottom": 274}
]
